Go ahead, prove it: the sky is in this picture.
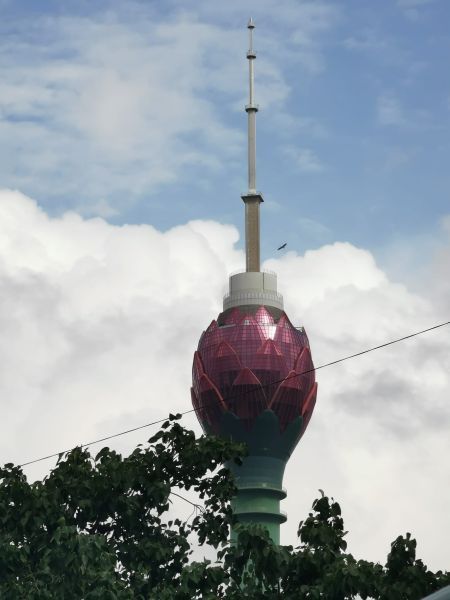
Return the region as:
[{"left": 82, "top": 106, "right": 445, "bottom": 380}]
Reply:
[{"left": 0, "top": 0, "right": 449, "bottom": 574}]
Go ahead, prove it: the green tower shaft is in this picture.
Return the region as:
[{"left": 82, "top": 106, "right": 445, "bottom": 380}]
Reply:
[
  {"left": 228, "top": 456, "right": 287, "bottom": 544},
  {"left": 220, "top": 410, "right": 305, "bottom": 544}
]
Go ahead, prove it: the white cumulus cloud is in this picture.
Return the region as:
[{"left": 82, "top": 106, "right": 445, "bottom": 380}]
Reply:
[
  {"left": 0, "top": 188, "right": 449, "bottom": 571},
  {"left": 0, "top": 2, "right": 338, "bottom": 212}
]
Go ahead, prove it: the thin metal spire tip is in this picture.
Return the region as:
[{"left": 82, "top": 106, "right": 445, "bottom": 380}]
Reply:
[{"left": 242, "top": 19, "right": 262, "bottom": 272}]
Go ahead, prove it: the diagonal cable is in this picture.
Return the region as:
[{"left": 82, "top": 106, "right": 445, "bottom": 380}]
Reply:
[{"left": 17, "top": 319, "right": 450, "bottom": 468}]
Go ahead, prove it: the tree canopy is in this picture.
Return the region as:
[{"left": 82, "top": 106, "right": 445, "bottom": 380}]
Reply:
[{"left": 0, "top": 416, "right": 448, "bottom": 599}]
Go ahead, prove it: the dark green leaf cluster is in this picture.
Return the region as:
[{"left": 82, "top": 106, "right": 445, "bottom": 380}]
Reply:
[
  {"left": 0, "top": 419, "right": 449, "bottom": 599},
  {"left": 0, "top": 416, "right": 244, "bottom": 599},
  {"left": 221, "top": 494, "right": 450, "bottom": 599}
]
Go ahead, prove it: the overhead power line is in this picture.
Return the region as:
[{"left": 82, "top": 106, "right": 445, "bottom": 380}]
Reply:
[{"left": 17, "top": 319, "right": 450, "bottom": 469}]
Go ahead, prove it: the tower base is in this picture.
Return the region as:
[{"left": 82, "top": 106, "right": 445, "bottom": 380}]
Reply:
[
  {"left": 227, "top": 456, "right": 287, "bottom": 545},
  {"left": 220, "top": 410, "right": 304, "bottom": 544}
]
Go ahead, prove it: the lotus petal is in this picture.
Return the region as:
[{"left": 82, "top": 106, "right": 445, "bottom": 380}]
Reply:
[
  {"left": 206, "top": 319, "right": 218, "bottom": 332},
  {"left": 254, "top": 305, "right": 274, "bottom": 325},
  {"left": 215, "top": 340, "right": 242, "bottom": 363},
  {"left": 294, "top": 347, "right": 315, "bottom": 393},
  {"left": 257, "top": 338, "right": 283, "bottom": 357},
  {"left": 223, "top": 307, "right": 241, "bottom": 325},
  {"left": 191, "top": 387, "right": 205, "bottom": 428},
  {"left": 192, "top": 350, "right": 206, "bottom": 397},
  {"left": 198, "top": 373, "right": 227, "bottom": 434},
  {"left": 231, "top": 315, "right": 265, "bottom": 366},
  {"left": 301, "top": 382, "right": 317, "bottom": 434},
  {"left": 209, "top": 341, "right": 242, "bottom": 395},
  {"left": 199, "top": 325, "right": 224, "bottom": 374},
  {"left": 228, "top": 367, "right": 267, "bottom": 429},
  {"left": 269, "top": 370, "right": 302, "bottom": 431},
  {"left": 250, "top": 338, "right": 288, "bottom": 400},
  {"left": 274, "top": 314, "right": 299, "bottom": 368},
  {"left": 193, "top": 350, "right": 205, "bottom": 373}
]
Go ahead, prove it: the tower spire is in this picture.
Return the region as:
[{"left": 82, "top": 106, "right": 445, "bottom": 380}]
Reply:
[
  {"left": 247, "top": 17, "right": 257, "bottom": 192},
  {"left": 242, "top": 18, "right": 263, "bottom": 272}
]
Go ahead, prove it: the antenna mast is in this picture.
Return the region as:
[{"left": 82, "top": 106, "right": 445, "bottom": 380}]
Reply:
[{"left": 242, "top": 18, "right": 263, "bottom": 272}]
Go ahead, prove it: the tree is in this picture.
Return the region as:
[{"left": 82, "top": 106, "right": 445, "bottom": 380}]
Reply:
[{"left": 0, "top": 416, "right": 448, "bottom": 599}]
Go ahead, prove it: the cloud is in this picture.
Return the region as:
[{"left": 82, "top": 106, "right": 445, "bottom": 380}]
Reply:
[
  {"left": 264, "top": 241, "right": 450, "bottom": 568},
  {"left": 76, "top": 198, "right": 120, "bottom": 218},
  {"left": 397, "top": 0, "right": 435, "bottom": 5},
  {"left": 377, "top": 92, "right": 431, "bottom": 130},
  {"left": 0, "top": 1, "right": 338, "bottom": 214},
  {"left": 0, "top": 11, "right": 246, "bottom": 209},
  {"left": 297, "top": 216, "right": 332, "bottom": 242},
  {"left": 264, "top": 199, "right": 282, "bottom": 213},
  {"left": 191, "top": 0, "right": 339, "bottom": 73},
  {"left": 284, "top": 146, "right": 325, "bottom": 173},
  {"left": 0, "top": 189, "right": 449, "bottom": 571},
  {"left": 286, "top": 1, "right": 340, "bottom": 73},
  {"left": 343, "top": 29, "right": 391, "bottom": 53},
  {"left": 382, "top": 146, "right": 417, "bottom": 171},
  {"left": 377, "top": 93, "right": 407, "bottom": 126},
  {"left": 0, "top": 15, "right": 243, "bottom": 204},
  {"left": 269, "top": 113, "right": 329, "bottom": 141},
  {"left": 343, "top": 28, "right": 429, "bottom": 79},
  {"left": 342, "top": 28, "right": 410, "bottom": 70},
  {"left": 397, "top": 0, "right": 437, "bottom": 20},
  {"left": 0, "top": 188, "right": 242, "bottom": 466}
]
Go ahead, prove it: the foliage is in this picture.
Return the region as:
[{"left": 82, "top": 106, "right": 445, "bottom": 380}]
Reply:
[
  {"left": 0, "top": 415, "right": 243, "bottom": 599},
  {"left": 0, "top": 417, "right": 448, "bottom": 599}
]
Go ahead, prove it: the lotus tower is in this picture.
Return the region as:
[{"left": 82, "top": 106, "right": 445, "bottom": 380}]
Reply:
[{"left": 191, "top": 20, "right": 318, "bottom": 545}]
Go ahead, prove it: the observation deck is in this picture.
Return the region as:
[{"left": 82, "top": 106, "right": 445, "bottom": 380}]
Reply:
[{"left": 223, "top": 269, "right": 284, "bottom": 311}]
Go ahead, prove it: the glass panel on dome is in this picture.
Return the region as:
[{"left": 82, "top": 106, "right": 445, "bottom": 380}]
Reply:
[
  {"left": 208, "top": 341, "right": 242, "bottom": 399},
  {"left": 300, "top": 384, "right": 317, "bottom": 435},
  {"left": 255, "top": 305, "right": 274, "bottom": 326},
  {"left": 231, "top": 315, "right": 265, "bottom": 368},
  {"left": 269, "top": 371, "right": 302, "bottom": 431},
  {"left": 250, "top": 339, "right": 288, "bottom": 402},
  {"left": 294, "top": 347, "right": 315, "bottom": 390},
  {"left": 198, "top": 374, "right": 226, "bottom": 434},
  {"left": 228, "top": 368, "right": 267, "bottom": 430},
  {"left": 223, "top": 307, "right": 241, "bottom": 325}
]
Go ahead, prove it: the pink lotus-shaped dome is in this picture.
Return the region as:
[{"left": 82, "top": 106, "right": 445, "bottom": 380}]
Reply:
[{"left": 191, "top": 306, "right": 317, "bottom": 436}]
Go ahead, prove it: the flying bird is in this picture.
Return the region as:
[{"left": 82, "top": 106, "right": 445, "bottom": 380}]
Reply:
[{"left": 277, "top": 242, "right": 287, "bottom": 250}]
